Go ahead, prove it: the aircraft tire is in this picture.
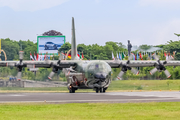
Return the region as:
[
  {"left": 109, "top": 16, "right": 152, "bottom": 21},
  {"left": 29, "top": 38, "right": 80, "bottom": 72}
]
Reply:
[
  {"left": 100, "top": 88, "right": 103, "bottom": 93},
  {"left": 96, "top": 88, "right": 99, "bottom": 93},
  {"left": 103, "top": 88, "right": 107, "bottom": 93},
  {"left": 69, "top": 87, "right": 75, "bottom": 93},
  {"left": 103, "top": 88, "right": 106, "bottom": 93},
  {"left": 72, "top": 88, "right": 75, "bottom": 93}
]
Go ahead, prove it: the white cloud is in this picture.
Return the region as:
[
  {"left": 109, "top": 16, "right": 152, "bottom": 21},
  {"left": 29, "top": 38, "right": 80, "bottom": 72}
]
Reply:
[
  {"left": 139, "top": 0, "right": 180, "bottom": 9},
  {"left": 0, "top": 0, "right": 69, "bottom": 12}
]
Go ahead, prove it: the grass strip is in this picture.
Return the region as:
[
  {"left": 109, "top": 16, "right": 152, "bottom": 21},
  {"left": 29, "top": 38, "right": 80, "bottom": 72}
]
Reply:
[
  {"left": 0, "top": 80, "right": 180, "bottom": 92},
  {"left": 0, "top": 102, "right": 180, "bottom": 120}
]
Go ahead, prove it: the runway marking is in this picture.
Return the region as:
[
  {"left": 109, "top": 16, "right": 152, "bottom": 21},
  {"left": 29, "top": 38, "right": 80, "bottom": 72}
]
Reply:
[
  {"left": 105, "top": 92, "right": 180, "bottom": 98},
  {"left": 8, "top": 95, "right": 25, "bottom": 97},
  {"left": 0, "top": 98, "right": 179, "bottom": 103}
]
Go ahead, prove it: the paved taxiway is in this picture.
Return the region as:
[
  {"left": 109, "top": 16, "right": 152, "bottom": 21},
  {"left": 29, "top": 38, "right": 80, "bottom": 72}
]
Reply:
[{"left": 0, "top": 92, "right": 180, "bottom": 103}]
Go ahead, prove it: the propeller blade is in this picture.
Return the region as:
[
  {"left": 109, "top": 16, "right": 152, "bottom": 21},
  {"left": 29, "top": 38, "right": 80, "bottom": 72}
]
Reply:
[
  {"left": 164, "top": 70, "right": 171, "bottom": 78},
  {"left": 131, "top": 68, "right": 139, "bottom": 75},
  {"left": 48, "top": 71, "right": 55, "bottom": 80},
  {"left": 17, "top": 72, "right": 22, "bottom": 80},
  {"left": 152, "top": 54, "right": 159, "bottom": 61},
  {"left": 149, "top": 68, "right": 158, "bottom": 75},
  {"left": 117, "top": 71, "right": 124, "bottom": 80}
]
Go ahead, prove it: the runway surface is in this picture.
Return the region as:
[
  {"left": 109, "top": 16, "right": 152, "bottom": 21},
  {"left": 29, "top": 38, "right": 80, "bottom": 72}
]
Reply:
[{"left": 0, "top": 92, "right": 180, "bottom": 103}]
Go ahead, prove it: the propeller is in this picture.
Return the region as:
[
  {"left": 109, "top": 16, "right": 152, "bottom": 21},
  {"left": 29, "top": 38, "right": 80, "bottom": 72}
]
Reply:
[
  {"left": 117, "top": 54, "right": 139, "bottom": 80},
  {"left": 16, "top": 51, "right": 25, "bottom": 80},
  {"left": 150, "top": 54, "right": 171, "bottom": 78},
  {"left": 6, "top": 51, "right": 25, "bottom": 80},
  {"left": 48, "top": 52, "right": 63, "bottom": 80}
]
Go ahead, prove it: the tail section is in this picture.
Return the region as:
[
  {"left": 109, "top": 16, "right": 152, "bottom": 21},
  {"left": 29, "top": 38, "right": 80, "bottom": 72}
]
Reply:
[{"left": 71, "top": 17, "right": 78, "bottom": 60}]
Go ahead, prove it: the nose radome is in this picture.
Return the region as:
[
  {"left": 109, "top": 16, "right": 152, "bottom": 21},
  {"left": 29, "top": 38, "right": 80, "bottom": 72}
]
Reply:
[{"left": 94, "top": 72, "right": 107, "bottom": 80}]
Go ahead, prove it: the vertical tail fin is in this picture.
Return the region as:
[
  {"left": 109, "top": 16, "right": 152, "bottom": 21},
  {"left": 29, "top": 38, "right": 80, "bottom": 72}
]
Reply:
[{"left": 71, "top": 17, "right": 78, "bottom": 60}]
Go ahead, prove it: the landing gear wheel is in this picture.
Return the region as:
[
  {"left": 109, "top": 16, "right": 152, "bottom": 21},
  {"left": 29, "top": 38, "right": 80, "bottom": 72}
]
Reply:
[
  {"left": 96, "top": 88, "right": 99, "bottom": 93},
  {"left": 100, "top": 88, "right": 103, "bottom": 93},
  {"left": 69, "top": 87, "right": 75, "bottom": 93},
  {"left": 103, "top": 88, "right": 106, "bottom": 93}
]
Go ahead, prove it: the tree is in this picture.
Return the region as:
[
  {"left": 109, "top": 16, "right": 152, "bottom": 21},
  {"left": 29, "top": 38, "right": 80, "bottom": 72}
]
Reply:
[
  {"left": 1, "top": 38, "right": 20, "bottom": 60},
  {"left": 103, "top": 44, "right": 114, "bottom": 60},
  {"left": 163, "top": 40, "right": 180, "bottom": 60},
  {"left": 174, "top": 33, "right": 180, "bottom": 40},
  {"left": 58, "top": 42, "right": 71, "bottom": 53},
  {"left": 139, "top": 45, "right": 151, "bottom": 51},
  {"left": 77, "top": 44, "right": 87, "bottom": 53},
  {"left": 106, "top": 41, "right": 119, "bottom": 51}
]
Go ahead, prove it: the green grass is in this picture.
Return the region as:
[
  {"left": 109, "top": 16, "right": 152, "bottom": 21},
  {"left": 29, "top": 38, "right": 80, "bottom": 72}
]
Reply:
[
  {"left": 0, "top": 80, "right": 180, "bottom": 92},
  {"left": 0, "top": 102, "right": 180, "bottom": 120},
  {"left": 108, "top": 80, "right": 180, "bottom": 91}
]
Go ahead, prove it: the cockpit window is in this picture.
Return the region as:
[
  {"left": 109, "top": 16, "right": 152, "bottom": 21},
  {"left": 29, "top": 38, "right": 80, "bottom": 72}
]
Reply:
[
  {"left": 88, "top": 63, "right": 110, "bottom": 72},
  {"left": 89, "top": 65, "right": 95, "bottom": 70}
]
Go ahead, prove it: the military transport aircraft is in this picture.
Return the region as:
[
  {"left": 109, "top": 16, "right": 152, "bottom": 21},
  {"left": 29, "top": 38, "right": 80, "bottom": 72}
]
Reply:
[{"left": 1, "top": 17, "right": 179, "bottom": 93}]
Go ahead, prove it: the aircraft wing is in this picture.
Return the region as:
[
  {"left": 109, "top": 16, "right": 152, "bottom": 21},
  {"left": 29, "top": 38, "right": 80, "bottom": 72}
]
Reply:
[
  {"left": 25, "top": 60, "right": 77, "bottom": 68},
  {"left": 106, "top": 60, "right": 180, "bottom": 68},
  {"left": 2, "top": 60, "right": 180, "bottom": 68},
  {"left": 0, "top": 60, "right": 77, "bottom": 68},
  {"left": 1, "top": 59, "right": 180, "bottom": 80},
  {"left": 0, "top": 60, "right": 78, "bottom": 80}
]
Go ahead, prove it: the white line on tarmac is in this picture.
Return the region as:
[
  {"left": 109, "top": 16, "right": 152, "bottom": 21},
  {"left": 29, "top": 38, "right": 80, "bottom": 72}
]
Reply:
[{"left": 0, "top": 98, "right": 179, "bottom": 103}]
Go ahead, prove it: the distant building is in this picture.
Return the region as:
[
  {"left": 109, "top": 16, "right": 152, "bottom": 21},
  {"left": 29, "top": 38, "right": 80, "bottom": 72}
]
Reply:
[{"left": 42, "top": 30, "right": 63, "bottom": 36}]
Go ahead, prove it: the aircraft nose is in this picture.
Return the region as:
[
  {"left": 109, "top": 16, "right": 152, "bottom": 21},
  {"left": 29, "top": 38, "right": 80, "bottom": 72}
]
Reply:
[{"left": 94, "top": 72, "right": 107, "bottom": 81}]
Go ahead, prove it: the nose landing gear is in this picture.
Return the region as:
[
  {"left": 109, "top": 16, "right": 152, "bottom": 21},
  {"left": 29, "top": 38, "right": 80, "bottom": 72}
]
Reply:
[{"left": 95, "top": 87, "right": 107, "bottom": 93}]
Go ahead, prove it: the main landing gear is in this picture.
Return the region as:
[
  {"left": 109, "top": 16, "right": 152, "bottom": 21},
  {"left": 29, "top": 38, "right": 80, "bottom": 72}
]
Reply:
[
  {"left": 95, "top": 87, "right": 107, "bottom": 93},
  {"left": 69, "top": 87, "right": 75, "bottom": 93},
  {"left": 69, "top": 87, "right": 78, "bottom": 93},
  {"left": 68, "top": 85, "right": 77, "bottom": 93}
]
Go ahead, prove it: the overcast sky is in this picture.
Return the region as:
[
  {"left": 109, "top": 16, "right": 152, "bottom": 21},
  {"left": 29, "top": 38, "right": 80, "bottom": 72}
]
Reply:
[{"left": 0, "top": 0, "right": 180, "bottom": 46}]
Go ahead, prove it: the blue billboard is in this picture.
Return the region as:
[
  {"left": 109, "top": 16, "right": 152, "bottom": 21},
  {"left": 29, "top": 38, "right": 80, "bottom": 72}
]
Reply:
[{"left": 37, "top": 36, "right": 65, "bottom": 55}]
